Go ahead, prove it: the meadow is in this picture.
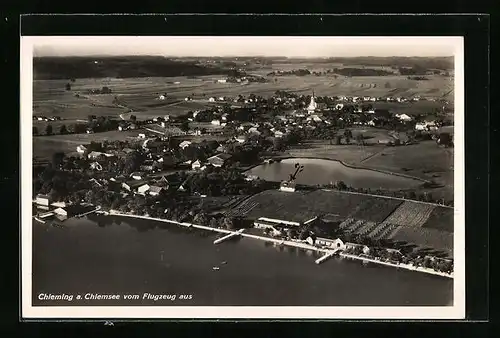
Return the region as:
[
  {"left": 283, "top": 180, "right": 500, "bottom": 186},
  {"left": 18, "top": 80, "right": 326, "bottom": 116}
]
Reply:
[
  {"left": 33, "top": 64, "right": 453, "bottom": 122},
  {"left": 227, "top": 188, "right": 453, "bottom": 255}
]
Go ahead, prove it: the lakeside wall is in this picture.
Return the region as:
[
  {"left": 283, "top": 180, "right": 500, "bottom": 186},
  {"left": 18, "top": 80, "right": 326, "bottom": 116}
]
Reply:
[{"left": 104, "top": 210, "right": 453, "bottom": 279}]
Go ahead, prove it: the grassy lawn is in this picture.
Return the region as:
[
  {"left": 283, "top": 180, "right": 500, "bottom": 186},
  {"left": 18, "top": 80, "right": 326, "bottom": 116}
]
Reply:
[
  {"left": 32, "top": 130, "right": 140, "bottom": 159},
  {"left": 421, "top": 207, "right": 454, "bottom": 233}
]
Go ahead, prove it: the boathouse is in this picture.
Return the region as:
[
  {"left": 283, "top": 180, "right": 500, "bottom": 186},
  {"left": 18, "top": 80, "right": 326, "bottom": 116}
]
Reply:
[
  {"left": 315, "top": 237, "right": 346, "bottom": 250},
  {"left": 279, "top": 180, "right": 296, "bottom": 192},
  {"left": 35, "top": 194, "right": 52, "bottom": 207}
]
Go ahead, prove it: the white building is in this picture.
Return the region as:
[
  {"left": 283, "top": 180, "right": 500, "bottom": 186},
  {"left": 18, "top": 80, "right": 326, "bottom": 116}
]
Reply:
[
  {"left": 192, "top": 160, "right": 202, "bottom": 170},
  {"left": 211, "top": 119, "right": 221, "bottom": 126},
  {"left": 76, "top": 145, "right": 87, "bottom": 153},
  {"left": 159, "top": 95, "right": 165, "bottom": 100},
  {"left": 307, "top": 92, "right": 318, "bottom": 114},
  {"left": 280, "top": 180, "right": 296, "bottom": 192},
  {"left": 35, "top": 194, "right": 52, "bottom": 206},
  {"left": 208, "top": 97, "right": 216, "bottom": 102},
  {"left": 217, "top": 79, "right": 227, "bottom": 83},
  {"left": 415, "top": 121, "right": 438, "bottom": 131},
  {"left": 138, "top": 133, "right": 146, "bottom": 139},
  {"left": 179, "top": 140, "right": 192, "bottom": 149},
  {"left": 396, "top": 113, "right": 412, "bottom": 121},
  {"left": 148, "top": 186, "right": 164, "bottom": 196},
  {"left": 137, "top": 184, "right": 150, "bottom": 195},
  {"left": 235, "top": 136, "right": 246, "bottom": 143},
  {"left": 315, "top": 237, "right": 346, "bottom": 250}
]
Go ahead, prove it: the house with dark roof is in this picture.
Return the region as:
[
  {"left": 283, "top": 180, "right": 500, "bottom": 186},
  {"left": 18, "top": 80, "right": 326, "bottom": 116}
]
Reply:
[
  {"left": 148, "top": 185, "right": 165, "bottom": 196},
  {"left": 122, "top": 180, "right": 148, "bottom": 192}
]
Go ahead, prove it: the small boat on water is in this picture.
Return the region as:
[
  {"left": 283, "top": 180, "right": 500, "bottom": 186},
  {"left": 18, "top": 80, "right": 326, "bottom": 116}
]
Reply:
[
  {"left": 221, "top": 261, "right": 227, "bottom": 265},
  {"left": 212, "top": 266, "right": 220, "bottom": 271}
]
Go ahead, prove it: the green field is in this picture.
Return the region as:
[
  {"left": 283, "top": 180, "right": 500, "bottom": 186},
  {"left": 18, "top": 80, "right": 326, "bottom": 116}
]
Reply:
[
  {"left": 33, "top": 130, "right": 140, "bottom": 159},
  {"left": 228, "top": 188, "right": 453, "bottom": 255},
  {"left": 33, "top": 68, "right": 453, "bottom": 121}
]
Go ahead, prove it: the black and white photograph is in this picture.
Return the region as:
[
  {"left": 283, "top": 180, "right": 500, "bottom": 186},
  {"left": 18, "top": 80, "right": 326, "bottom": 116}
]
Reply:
[{"left": 21, "top": 35, "right": 465, "bottom": 319}]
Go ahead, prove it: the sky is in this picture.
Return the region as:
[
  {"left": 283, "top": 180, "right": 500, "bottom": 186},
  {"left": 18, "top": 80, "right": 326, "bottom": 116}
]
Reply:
[{"left": 29, "top": 36, "right": 462, "bottom": 58}]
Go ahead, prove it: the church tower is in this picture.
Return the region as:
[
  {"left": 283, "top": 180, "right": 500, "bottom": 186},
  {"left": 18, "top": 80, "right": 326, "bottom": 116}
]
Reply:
[{"left": 307, "top": 91, "right": 317, "bottom": 114}]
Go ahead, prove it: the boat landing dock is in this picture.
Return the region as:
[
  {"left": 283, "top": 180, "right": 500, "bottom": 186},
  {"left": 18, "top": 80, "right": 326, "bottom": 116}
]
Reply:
[
  {"left": 213, "top": 229, "right": 245, "bottom": 244},
  {"left": 315, "top": 249, "right": 340, "bottom": 264}
]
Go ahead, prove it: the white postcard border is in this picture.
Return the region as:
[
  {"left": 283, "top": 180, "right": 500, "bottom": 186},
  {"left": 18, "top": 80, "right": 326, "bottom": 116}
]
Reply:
[{"left": 21, "top": 36, "right": 465, "bottom": 319}]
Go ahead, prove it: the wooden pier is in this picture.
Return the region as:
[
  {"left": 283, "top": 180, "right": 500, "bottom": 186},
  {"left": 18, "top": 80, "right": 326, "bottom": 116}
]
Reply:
[
  {"left": 213, "top": 229, "right": 245, "bottom": 244},
  {"left": 75, "top": 206, "right": 101, "bottom": 218},
  {"left": 315, "top": 249, "right": 340, "bottom": 265}
]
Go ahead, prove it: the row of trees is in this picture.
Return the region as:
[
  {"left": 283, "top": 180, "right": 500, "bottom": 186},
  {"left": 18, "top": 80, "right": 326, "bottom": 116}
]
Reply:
[
  {"left": 33, "top": 117, "right": 120, "bottom": 136},
  {"left": 326, "top": 180, "right": 453, "bottom": 206}
]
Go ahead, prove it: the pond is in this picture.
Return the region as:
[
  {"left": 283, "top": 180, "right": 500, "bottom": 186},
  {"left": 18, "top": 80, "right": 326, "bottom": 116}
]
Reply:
[{"left": 245, "top": 158, "right": 423, "bottom": 190}]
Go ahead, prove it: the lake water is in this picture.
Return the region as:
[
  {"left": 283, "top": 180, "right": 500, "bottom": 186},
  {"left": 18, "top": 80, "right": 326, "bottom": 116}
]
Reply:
[
  {"left": 32, "top": 215, "right": 452, "bottom": 306},
  {"left": 246, "top": 158, "right": 423, "bottom": 190}
]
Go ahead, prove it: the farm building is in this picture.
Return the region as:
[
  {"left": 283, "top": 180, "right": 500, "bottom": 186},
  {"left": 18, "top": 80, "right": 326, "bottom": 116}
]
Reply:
[{"left": 254, "top": 216, "right": 318, "bottom": 231}]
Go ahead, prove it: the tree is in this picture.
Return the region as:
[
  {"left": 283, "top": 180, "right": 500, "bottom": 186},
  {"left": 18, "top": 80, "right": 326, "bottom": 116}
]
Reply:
[
  {"left": 59, "top": 124, "right": 68, "bottom": 135},
  {"left": 130, "top": 115, "right": 137, "bottom": 122},
  {"left": 65, "top": 83, "right": 71, "bottom": 91},
  {"left": 335, "top": 180, "right": 347, "bottom": 190},
  {"left": 287, "top": 228, "right": 298, "bottom": 239},
  {"left": 272, "top": 137, "right": 285, "bottom": 151},
  {"left": 223, "top": 217, "right": 236, "bottom": 230},
  {"left": 33, "top": 126, "right": 38, "bottom": 135},
  {"left": 299, "top": 228, "right": 309, "bottom": 240},
  {"left": 73, "top": 124, "right": 87, "bottom": 134},
  {"left": 355, "top": 134, "right": 365, "bottom": 146},
  {"left": 180, "top": 121, "right": 190, "bottom": 133},
  {"left": 45, "top": 125, "right": 53, "bottom": 135},
  {"left": 51, "top": 152, "right": 65, "bottom": 169},
  {"left": 209, "top": 217, "right": 219, "bottom": 228},
  {"left": 335, "top": 135, "right": 342, "bottom": 145}
]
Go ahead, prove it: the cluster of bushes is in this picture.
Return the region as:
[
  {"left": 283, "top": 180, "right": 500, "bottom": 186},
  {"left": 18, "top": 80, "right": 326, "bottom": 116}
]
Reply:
[
  {"left": 267, "top": 69, "right": 311, "bottom": 76},
  {"left": 331, "top": 67, "right": 394, "bottom": 77}
]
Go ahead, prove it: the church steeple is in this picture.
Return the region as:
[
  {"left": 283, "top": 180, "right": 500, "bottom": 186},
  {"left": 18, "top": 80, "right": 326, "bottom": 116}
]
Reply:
[{"left": 307, "top": 90, "right": 317, "bottom": 114}]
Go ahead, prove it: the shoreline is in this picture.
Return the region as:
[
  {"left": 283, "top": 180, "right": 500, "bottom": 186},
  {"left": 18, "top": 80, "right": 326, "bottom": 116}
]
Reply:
[
  {"left": 267, "top": 155, "right": 432, "bottom": 184},
  {"left": 103, "top": 210, "right": 453, "bottom": 279},
  {"left": 244, "top": 156, "right": 452, "bottom": 209}
]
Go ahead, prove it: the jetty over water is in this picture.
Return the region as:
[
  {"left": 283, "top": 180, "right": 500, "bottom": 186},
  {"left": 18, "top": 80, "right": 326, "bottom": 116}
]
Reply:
[
  {"left": 213, "top": 229, "right": 245, "bottom": 244},
  {"left": 315, "top": 249, "right": 340, "bottom": 265}
]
